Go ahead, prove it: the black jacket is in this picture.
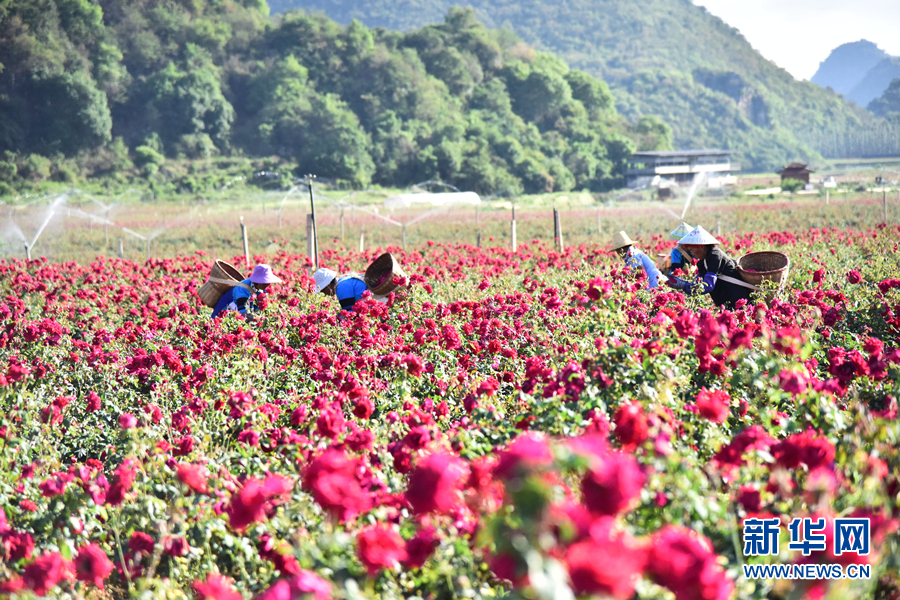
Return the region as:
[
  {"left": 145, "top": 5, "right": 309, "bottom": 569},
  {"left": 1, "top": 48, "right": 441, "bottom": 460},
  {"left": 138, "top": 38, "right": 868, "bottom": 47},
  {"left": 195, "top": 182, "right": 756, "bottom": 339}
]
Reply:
[{"left": 697, "top": 247, "right": 752, "bottom": 309}]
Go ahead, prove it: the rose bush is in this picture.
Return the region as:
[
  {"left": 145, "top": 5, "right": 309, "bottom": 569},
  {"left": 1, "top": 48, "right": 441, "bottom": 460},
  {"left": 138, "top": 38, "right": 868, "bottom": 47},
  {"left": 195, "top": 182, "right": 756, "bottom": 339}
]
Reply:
[{"left": 0, "top": 225, "right": 898, "bottom": 598}]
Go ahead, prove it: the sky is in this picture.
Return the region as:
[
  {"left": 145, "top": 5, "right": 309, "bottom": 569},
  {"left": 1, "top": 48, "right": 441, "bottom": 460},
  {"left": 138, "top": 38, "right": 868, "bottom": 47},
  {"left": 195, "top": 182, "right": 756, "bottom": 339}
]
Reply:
[{"left": 692, "top": 0, "right": 900, "bottom": 81}]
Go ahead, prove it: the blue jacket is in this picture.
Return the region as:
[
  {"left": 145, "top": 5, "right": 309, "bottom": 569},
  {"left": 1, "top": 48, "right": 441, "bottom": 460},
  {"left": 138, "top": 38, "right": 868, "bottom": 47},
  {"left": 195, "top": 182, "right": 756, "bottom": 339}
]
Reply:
[
  {"left": 625, "top": 248, "right": 664, "bottom": 289},
  {"left": 336, "top": 276, "right": 368, "bottom": 311},
  {"left": 211, "top": 280, "right": 259, "bottom": 318}
]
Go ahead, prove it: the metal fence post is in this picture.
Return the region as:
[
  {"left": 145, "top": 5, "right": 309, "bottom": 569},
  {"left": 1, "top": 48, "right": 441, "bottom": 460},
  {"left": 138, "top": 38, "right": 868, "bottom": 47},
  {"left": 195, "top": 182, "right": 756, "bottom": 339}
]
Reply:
[{"left": 306, "top": 214, "right": 314, "bottom": 265}]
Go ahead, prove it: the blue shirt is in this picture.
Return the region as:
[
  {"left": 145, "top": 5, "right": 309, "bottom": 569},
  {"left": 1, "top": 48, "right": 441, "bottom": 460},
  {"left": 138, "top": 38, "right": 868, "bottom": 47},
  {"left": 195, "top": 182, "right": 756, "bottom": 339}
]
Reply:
[
  {"left": 336, "top": 276, "right": 368, "bottom": 311},
  {"left": 211, "top": 279, "right": 257, "bottom": 318},
  {"left": 625, "top": 248, "right": 664, "bottom": 289}
]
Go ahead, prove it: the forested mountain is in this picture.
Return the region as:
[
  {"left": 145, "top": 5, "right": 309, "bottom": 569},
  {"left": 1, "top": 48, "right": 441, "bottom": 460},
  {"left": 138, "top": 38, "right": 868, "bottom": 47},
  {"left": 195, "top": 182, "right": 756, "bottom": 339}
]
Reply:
[
  {"left": 274, "top": 0, "right": 900, "bottom": 168},
  {"left": 0, "top": 0, "right": 660, "bottom": 195},
  {"left": 811, "top": 40, "right": 888, "bottom": 96},
  {"left": 846, "top": 58, "right": 900, "bottom": 108}
]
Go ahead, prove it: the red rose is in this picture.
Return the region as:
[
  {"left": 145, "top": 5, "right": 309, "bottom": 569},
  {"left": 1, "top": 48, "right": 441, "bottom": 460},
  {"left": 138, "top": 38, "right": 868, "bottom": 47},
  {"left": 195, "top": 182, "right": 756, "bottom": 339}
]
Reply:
[
  {"left": 356, "top": 525, "right": 408, "bottom": 576},
  {"left": 580, "top": 450, "right": 645, "bottom": 517},
  {"left": 227, "top": 479, "right": 267, "bottom": 531},
  {"left": 316, "top": 405, "right": 345, "bottom": 439},
  {"left": 772, "top": 430, "right": 835, "bottom": 471},
  {"left": 695, "top": 388, "right": 730, "bottom": 424},
  {"left": 85, "top": 391, "right": 101, "bottom": 412},
  {"left": 613, "top": 402, "right": 648, "bottom": 450},
  {"left": 106, "top": 460, "right": 136, "bottom": 506},
  {"left": 255, "top": 572, "right": 332, "bottom": 600},
  {"left": 23, "top": 551, "right": 73, "bottom": 596},
  {"left": 176, "top": 463, "right": 209, "bottom": 494},
  {"left": 646, "top": 526, "right": 734, "bottom": 600},
  {"left": 567, "top": 518, "right": 646, "bottom": 599},
  {"left": 118, "top": 413, "right": 137, "bottom": 429},
  {"left": 846, "top": 270, "right": 862, "bottom": 284},
  {"left": 405, "top": 452, "right": 468, "bottom": 515},
  {"left": 128, "top": 532, "right": 154, "bottom": 555},
  {"left": 403, "top": 526, "right": 439, "bottom": 569},
  {"left": 192, "top": 573, "right": 242, "bottom": 600},
  {"left": 493, "top": 432, "right": 553, "bottom": 479},
  {"left": 74, "top": 544, "right": 113, "bottom": 589},
  {"left": 303, "top": 448, "right": 372, "bottom": 522}
]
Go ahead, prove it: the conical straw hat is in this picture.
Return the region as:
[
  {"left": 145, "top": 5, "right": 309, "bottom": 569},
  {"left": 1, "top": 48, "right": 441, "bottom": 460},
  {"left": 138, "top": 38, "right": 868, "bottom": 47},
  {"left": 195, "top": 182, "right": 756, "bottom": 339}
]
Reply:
[
  {"left": 610, "top": 231, "right": 635, "bottom": 251},
  {"left": 678, "top": 225, "right": 720, "bottom": 246},
  {"left": 670, "top": 222, "right": 692, "bottom": 241}
]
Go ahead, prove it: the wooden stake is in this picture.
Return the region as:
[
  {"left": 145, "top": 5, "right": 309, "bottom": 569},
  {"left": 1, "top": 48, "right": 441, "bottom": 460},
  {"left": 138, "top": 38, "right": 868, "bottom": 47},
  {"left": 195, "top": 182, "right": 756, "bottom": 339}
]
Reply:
[
  {"left": 241, "top": 216, "right": 249, "bottom": 267},
  {"left": 359, "top": 230, "right": 365, "bottom": 253},
  {"left": 307, "top": 176, "right": 319, "bottom": 271},
  {"left": 511, "top": 204, "right": 517, "bottom": 253},
  {"left": 119, "top": 238, "right": 124, "bottom": 259}
]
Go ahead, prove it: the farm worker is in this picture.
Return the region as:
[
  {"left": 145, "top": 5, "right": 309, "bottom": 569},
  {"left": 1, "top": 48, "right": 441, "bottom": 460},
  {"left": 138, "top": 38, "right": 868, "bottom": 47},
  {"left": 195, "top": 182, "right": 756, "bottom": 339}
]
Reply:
[
  {"left": 610, "top": 231, "right": 665, "bottom": 289},
  {"left": 665, "top": 222, "right": 694, "bottom": 275},
  {"left": 313, "top": 268, "right": 338, "bottom": 296},
  {"left": 211, "top": 264, "right": 282, "bottom": 319},
  {"left": 313, "top": 267, "right": 371, "bottom": 311},
  {"left": 667, "top": 225, "right": 753, "bottom": 309}
]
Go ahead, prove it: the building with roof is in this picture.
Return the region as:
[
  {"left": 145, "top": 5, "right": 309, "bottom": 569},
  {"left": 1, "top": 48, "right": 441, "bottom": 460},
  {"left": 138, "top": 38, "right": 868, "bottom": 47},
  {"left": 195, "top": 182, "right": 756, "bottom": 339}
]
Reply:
[
  {"left": 625, "top": 150, "right": 739, "bottom": 189},
  {"left": 777, "top": 163, "right": 814, "bottom": 184}
]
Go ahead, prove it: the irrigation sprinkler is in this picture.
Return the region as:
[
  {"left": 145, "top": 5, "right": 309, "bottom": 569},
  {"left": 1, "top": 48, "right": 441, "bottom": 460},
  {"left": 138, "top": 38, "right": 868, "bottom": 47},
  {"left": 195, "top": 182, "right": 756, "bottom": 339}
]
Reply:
[
  {"left": 277, "top": 185, "right": 302, "bottom": 228},
  {"left": 306, "top": 215, "right": 315, "bottom": 265},
  {"left": 24, "top": 243, "right": 31, "bottom": 260},
  {"left": 307, "top": 175, "right": 319, "bottom": 271},
  {"left": 402, "top": 224, "right": 407, "bottom": 250}
]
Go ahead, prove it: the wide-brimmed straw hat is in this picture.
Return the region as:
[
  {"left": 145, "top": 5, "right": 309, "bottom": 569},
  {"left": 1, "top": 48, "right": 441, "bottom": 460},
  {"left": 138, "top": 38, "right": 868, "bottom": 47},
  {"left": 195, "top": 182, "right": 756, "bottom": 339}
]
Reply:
[
  {"left": 678, "top": 225, "right": 720, "bottom": 246},
  {"left": 313, "top": 268, "right": 337, "bottom": 293},
  {"left": 249, "top": 264, "right": 282, "bottom": 284},
  {"left": 670, "top": 222, "right": 692, "bottom": 241},
  {"left": 610, "top": 231, "right": 635, "bottom": 251}
]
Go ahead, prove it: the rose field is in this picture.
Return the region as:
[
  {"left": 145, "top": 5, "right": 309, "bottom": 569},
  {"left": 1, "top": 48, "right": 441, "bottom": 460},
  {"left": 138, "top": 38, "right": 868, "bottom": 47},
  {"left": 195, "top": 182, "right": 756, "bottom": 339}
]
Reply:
[{"left": 0, "top": 211, "right": 899, "bottom": 599}]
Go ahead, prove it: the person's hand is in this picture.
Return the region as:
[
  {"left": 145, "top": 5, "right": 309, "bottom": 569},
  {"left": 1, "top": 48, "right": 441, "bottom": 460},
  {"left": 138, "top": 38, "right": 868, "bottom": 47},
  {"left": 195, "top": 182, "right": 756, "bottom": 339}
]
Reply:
[{"left": 666, "top": 277, "right": 679, "bottom": 289}]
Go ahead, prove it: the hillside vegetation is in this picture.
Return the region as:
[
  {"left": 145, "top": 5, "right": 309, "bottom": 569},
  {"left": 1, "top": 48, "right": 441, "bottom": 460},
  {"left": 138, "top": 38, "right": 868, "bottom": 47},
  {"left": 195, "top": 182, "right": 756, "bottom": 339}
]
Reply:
[
  {"left": 278, "top": 0, "right": 900, "bottom": 167},
  {"left": 0, "top": 1, "right": 659, "bottom": 196}
]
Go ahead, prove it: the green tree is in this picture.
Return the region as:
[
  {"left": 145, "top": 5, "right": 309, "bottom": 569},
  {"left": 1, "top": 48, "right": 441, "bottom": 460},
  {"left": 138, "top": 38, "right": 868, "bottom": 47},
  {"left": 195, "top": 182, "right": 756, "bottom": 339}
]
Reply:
[{"left": 633, "top": 115, "right": 673, "bottom": 151}]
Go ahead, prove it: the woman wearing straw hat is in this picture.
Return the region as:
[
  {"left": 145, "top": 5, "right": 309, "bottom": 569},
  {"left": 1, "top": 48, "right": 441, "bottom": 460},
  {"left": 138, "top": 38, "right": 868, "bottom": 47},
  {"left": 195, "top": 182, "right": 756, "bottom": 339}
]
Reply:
[
  {"left": 313, "top": 267, "right": 371, "bottom": 311},
  {"left": 610, "top": 231, "right": 665, "bottom": 289},
  {"left": 667, "top": 225, "right": 752, "bottom": 309},
  {"left": 211, "top": 264, "right": 282, "bottom": 319}
]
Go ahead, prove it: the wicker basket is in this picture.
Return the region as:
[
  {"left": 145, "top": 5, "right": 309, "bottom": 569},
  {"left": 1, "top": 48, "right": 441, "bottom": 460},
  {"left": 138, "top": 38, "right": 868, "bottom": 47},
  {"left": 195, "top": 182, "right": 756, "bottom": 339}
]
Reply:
[
  {"left": 198, "top": 260, "right": 246, "bottom": 308},
  {"left": 365, "top": 252, "right": 407, "bottom": 296},
  {"left": 737, "top": 251, "right": 790, "bottom": 287}
]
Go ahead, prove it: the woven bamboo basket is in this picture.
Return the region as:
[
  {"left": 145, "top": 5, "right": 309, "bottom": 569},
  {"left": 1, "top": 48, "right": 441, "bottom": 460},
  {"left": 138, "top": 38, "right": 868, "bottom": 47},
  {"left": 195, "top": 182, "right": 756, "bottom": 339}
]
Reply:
[
  {"left": 198, "top": 260, "right": 246, "bottom": 308},
  {"left": 365, "top": 252, "right": 407, "bottom": 296},
  {"left": 737, "top": 251, "right": 790, "bottom": 287}
]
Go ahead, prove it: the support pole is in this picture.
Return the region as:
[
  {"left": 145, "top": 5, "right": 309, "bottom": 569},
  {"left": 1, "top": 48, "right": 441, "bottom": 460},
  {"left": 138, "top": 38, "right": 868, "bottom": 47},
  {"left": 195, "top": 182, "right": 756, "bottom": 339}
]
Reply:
[
  {"left": 119, "top": 238, "right": 124, "bottom": 259},
  {"left": 401, "top": 224, "right": 407, "bottom": 250},
  {"left": 511, "top": 204, "right": 517, "bottom": 253},
  {"left": 597, "top": 209, "right": 601, "bottom": 234},
  {"left": 340, "top": 208, "right": 345, "bottom": 240},
  {"left": 883, "top": 188, "right": 888, "bottom": 222},
  {"left": 306, "top": 214, "right": 315, "bottom": 266},
  {"left": 477, "top": 231, "right": 482, "bottom": 248},
  {"left": 307, "top": 175, "right": 319, "bottom": 271},
  {"left": 278, "top": 210, "right": 282, "bottom": 229},
  {"left": 553, "top": 207, "right": 564, "bottom": 252},
  {"left": 825, "top": 189, "right": 829, "bottom": 206},
  {"left": 25, "top": 243, "right": 31, "bottom": 261},
  {"left": 359, "top": 230, "right": 365, "bottom": 254},
  {"left": 241, "top": 216, "right": 250, "bottom": 268},
  {"left": 146, "top": 239, "right": 150, "bottom": 260}
]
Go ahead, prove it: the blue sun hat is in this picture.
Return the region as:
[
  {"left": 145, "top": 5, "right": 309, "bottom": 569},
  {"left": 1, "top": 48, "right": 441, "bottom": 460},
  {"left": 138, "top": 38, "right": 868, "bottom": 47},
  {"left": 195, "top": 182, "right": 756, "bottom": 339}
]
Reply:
[{"left": 678, "top": 225, "right": 720, "bottom": 246}]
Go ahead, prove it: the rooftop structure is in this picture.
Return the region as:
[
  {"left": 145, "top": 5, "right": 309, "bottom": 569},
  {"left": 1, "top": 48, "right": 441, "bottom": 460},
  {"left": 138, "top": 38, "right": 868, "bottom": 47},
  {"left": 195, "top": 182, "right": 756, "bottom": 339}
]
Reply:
[
  {"left": 626, "top": 150, "right": 738, "bottom": 188},
  {"left": 778, "top": 163, "right": 814, "bottom": 184}
]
